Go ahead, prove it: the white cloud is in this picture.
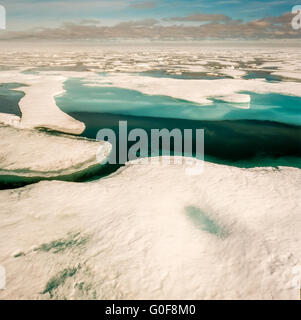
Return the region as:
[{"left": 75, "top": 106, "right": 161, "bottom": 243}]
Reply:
[{"left": 0, "top": 12, "right": 299, "bottom": 41}]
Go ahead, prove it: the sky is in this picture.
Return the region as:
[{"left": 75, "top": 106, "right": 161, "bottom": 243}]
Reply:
[{"left": 0, "top": 0, "right": 300, "bottom": 40}]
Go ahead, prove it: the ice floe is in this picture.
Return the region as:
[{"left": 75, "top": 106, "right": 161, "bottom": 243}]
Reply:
[
  {"left": 1, "top": 47, "right": 301, "bottom": 125},
  {"left": 215, "top": 93, "right": 251, "bottom": 105},
  {"left": 0, "top": 124, "right": 111, "bottom": 184},
  {"left": 271, "top": 71, "right": 301, "bottom": 81},
  {"left": 83, "top": 73, "right": 301, "bottom": 105},
  {"left": 0, "top": 159, "right": 300, "bottom": 299},
  {"left": 0, "top": 71, "right": 85, "bottom": 134},
  {"left": 18, "top": 76, "right": 85, "bottom": 134}
]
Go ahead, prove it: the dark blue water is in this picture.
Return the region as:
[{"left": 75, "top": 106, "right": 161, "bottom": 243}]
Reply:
[{"left": 0, "top": 83, "right": 26, "bottom": 116}]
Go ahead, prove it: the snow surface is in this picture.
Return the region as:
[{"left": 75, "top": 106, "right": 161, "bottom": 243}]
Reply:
[
  {"left": 0, "top": 125, "right": 111, "bottom": 180},
  {"left": 271, "top": 71, "right": 301, "bottom": 81},
  {"left": 0, "top": 113, "right": 20, "bottom": 126},
  {"left": 18, "top": 77, "right": 85, "bottom": 134},
  {"left": 83, "top": 74, "right": 301, "bottom": 105},
  {"left": 0, "top": 47, "right": 300, "bottom": 300},
  {"left": 0, "top": 158, "right": 300, "bottom": 300},
  {"left": 0, "top": 71, "right": 85, "bottom": 134}
]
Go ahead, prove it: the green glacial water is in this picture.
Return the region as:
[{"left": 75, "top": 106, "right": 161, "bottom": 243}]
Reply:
[
  {"left": 56, "top": 78, "right": 301, "bottom": 169},
  {"left": 56, "top": 78, "right": 301, "bottom": 126},
  {"left": 0, "top": 76, "right": 300, "bottom": 189}
]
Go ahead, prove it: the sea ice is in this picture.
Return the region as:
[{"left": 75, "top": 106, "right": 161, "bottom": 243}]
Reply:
[
  {"left": 0, "top": 113, "right": 20, "bottom": 126},
  {"left": 214, "top": 93, "right": 251, "bottom": 105},
  {"left": 18, "top": 77, "right": 85, "bottom": 134},
  {"left": 0, "top": 46, "right": 300, "bottom": 300},
  {"left": 0, "top": 158, "right": 300, "bottom": 300},
  {"left": 0, "top": 124, "right": 111, "bottom": 182},
  {"left": 0, "top": 71, "right": 85, "bottom": 134},
  {"left": 83, "top": 73, "right": 301, "bottom": 105}
]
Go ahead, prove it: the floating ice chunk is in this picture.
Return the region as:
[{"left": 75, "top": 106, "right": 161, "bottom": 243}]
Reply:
[
  {"left": 0, "top": 125, "right": 111, "bottom": 183},
  {"left": 18, "top": 77, "right": 85, "bottom": 135},
  {"left": 0, "top": 70, "right": 86, "bottom": 135},
  {"left": 215, "top": 93, "right": 251, "bottom": 108}
]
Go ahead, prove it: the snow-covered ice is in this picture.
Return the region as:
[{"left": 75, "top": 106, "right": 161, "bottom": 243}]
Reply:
[
  {"left": 0, "top": 71, "right": 85, "bottom": 134},
  {"left": 0, "top": 124, "right": 111, "bottom": 181},
  {"left": 84, "top": 74, "right": 301, "bottom": 105},
  {"left": 0, "top": 45, "right": 300, "bottom": 300},
  {"left": 0, "top": 159, "right": 300, "bottom": 300},
  {"left": 0, "top": 113, "right": 20, "bottom": 126},
  {"left": 214, "top": 93, "right": 251, "bottom": 105},
  {"left": 18, "top": 77, "right": 85, "bottom": 135}
]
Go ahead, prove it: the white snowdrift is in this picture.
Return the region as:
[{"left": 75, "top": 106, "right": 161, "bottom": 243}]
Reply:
[{"left": 0, "top": 158, "right": 300, "bottom": 300}]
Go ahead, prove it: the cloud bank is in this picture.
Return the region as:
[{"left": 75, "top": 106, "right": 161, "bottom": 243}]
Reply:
[
  {"left": 0, "top": 12, "right": 300, "bottom": 40},
  {"left": 168, "top": 13, "right": 232, "bottom": 22}
]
